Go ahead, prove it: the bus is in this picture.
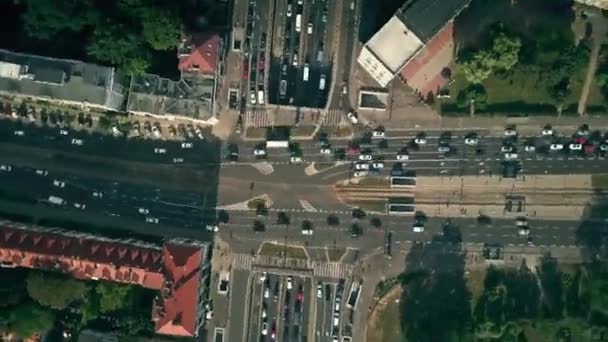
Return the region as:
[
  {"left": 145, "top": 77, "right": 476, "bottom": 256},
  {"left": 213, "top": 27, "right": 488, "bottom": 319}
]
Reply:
[{"left": 295, "top": 14, "right": 302, "bottom": 32}]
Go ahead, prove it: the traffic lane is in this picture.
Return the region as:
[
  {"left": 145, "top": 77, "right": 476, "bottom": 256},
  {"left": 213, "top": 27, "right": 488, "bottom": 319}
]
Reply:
[
  {"left": 248, "top": 272, "right": 264, "bottom": 342},
  {"left": 267, "top": 274, "right": 281, "bottom": 342},
  {"left": 227, "top": 270, "right": 251, "bottom": 342},
  {"left": 301, "top": 277, "right": 313, "bottom": 342}
]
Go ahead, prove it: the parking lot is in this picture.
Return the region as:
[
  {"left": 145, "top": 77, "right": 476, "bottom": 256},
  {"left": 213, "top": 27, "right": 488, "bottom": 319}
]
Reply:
[{"left": 241, "top": 0, "right": 336, "bottom": 109}]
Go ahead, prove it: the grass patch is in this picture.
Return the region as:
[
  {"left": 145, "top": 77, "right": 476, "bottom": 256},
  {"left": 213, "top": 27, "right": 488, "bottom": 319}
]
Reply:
[
  {"left": 356, "top": 177, "right": 390, "bottom": 187},
  {"left": 367, "top": 285, "right": 404, "bottom": 342},
  {"left": 518, "top": 318, "right": 591, "bottom": 342},
  {"left": 259, "top": 242, "right": 308, "bottom": 259},
  {"left": 327, "top": 247, "right": 346, "bottom": 262},
  {"left": 328, "top": 126, "right": 353, "bottom": 138},
  {"left": 313, "top": 162, "right": 336, "bottom": 172},
  {"left": 591, "top": 174, "right": 608, "bottom": 189},
  {"left": 465, "top": 268, "right": 486, "bottom": 307}
]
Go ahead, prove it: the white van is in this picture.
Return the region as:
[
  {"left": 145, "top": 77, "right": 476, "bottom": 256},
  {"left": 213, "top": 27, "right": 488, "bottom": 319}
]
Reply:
[
  {"left": 295, "top": 14, "right": 302, "bottom": 32},
  {"left": 257, "top": 90, "right": 265, "bottom": 104},
  {"left": 303, "top": 64, "right": 310, "bottom": 82}
]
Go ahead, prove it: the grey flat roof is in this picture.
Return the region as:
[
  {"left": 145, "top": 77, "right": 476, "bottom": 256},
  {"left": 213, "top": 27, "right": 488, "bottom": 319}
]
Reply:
[
  {"left": 0, "top": 49, "right": 125, "bottom": 110},
  {"left": 396, "top": 0, "right": 471, "bottom": 42}
]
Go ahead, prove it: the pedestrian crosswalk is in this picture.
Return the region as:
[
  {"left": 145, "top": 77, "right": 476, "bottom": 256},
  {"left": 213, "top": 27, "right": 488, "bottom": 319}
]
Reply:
[
  {"left": 322, "top": 109, "right": 349, "bottom": 127},
  {"left": 244, "top": 109, "right": 273, "bottom": 128},
  {"left": 230, "top": 253, "right": 354, "bottom": 279}
]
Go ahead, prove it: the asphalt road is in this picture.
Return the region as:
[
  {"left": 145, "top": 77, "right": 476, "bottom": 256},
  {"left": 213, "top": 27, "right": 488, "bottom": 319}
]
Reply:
[{"left": 227, "top": 270, "right": 251, "bottom": 342}]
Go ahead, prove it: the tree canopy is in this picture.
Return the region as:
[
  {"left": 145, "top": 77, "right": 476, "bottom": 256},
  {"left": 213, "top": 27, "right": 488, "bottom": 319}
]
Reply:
[
  {"left": 26, "top": 271, "right": 89, "bottom": 310},
  {"left": 96, "top": 281, "right": 134, "bottom": 313},
  {"left": 10, "top": 303, "right": 55, "bottom": 339},
  {"left": 460, "top": 29, "right": 522, "bottom": 84}
]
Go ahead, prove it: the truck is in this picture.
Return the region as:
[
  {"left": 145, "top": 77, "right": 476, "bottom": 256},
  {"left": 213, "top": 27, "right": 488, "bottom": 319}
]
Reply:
[
  {"left": 319, "top": 74, "right": 326, "bottom": 90},
  {"left": 48, "top": 196, "right": 65, "bottom": 206},
  {"left": 295, "top": 14, "right": 302, "bottom": 32},
  {"left": 346, "top": 280, "right": 362, "bottom": 309}
]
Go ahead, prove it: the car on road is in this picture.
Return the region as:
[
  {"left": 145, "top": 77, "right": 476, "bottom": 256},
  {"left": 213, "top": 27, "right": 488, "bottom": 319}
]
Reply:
[
  {"left": 59, "top": 129, "right": 68, "bottom": 135},
  {"left": 286, "top": 276, "right": 293, "bottom": 290},
  {"left": 372, "top": 128, "right": 385, "bottom": 138},
  {"left": 550, "top": 143, "right": 564, "bottom": 151},
  {"left": 516, "top": 217, "right": 528, "bottom": 227},
  {"left": 286, "top": 3, "right": 292, "bottom": 16},
  {"left": 465, "top": 137, "right": 478, "bottom": 145},
  {"left": 577, "top": 126, "right": 589, "bottom": 136},
  {"left": 334, "top": 297, "right": 341, "bottom": 312},
  {"left": 504, "top": 128, "right": 517, "bottom": 136},
  {"left": 320, "top": 147, "right": 332, "bottom": 155},
  {"left": 301, "top": 227, "right": 313, "bottom": 235},
  {"left": 501, "top": 145, "right": 514, "bottom": 153},
  {"left": 317, "top": 283, "right": 323, "bottom": 298},
  {"left": 71, "top": 138, "right": 83, "bottom": 146},
  {"left": 262, "top": 305, "right": 267, "bottom": 319},
  {"left": 524, "top": 145, "right": 536, "bottom": 152},
  {"left": 372, "top": 162, "right": 384, "bottom": 169},
  {"left": 13, "top": 130, "right": 25, "bottom": 136},
  {"left": 261, "top": 322, "right": 268, "bottom": 335},
  {"left": 518, "top": 227, "right": 530, "bottom": 236},
  {"left": 206, "top": 224, "right": 219, "bottom": 232},
  {"left": 504, "top": 153, "right": 518, "bottom": 160},
  {"left": 541, "top": 128, "right": 553, "bottom": 136},
  {"left": 601, "top": 144, "right": 608, "bottom": 151},
  {"left": 254, "top": 148, "right": 267, "bottom": 156},
  {"left": 290, "top": 156, "right": 302, "bottom": 164},
  {"left": 145, "top": 217, "right": 159, "bottom": 224},
  {"left": 355, "top": 162, "right": 369, "bottom": 170},
  {"left": 264, "top": 285, "right": 270, "bottom": 298},
  {"left": 260, "top": 272, "right": 267, "bottom": 282},
  {"left": 353, "top": 171, "right": 368, "bottom": 177},
  {"left": 569, "top": 143, "right": 583, "bottom": 151},
  {"left": 413, "top": 224, "right": 424, "bottom": 233},
  {"left": 73, "top": 203, "right": 86, "bottom": 210},
  {"left": 138, "top": 208, "right": 149, "bottom": 214},
  {"left": 153, "top": 147, "right": 166, "bottom": 154},
  {"left": 307, "top": 22, "right": 313, "bottom": 34},
  {"left": 414, "top": 137, "right": 426, "bottom": 144},
  {"left": 0, "top": 165, "right": 12, "bottom": 172},
  {"left": 53, "top": 180, "right": 65, "bottom": 188},
  {"left": 35, "top": 169, "right": 48, "bottom": 176},
  {"left": 359, "top": 154, "right": 372, "bottom": 161},
  {"left": 333, "top": 312, "right": 340, "bottom": 326},
  {"left": 346, "top": 111, "right": 358, "bottom": 124},
  {"left": 437, "top": 145, "right": 450, "bottom": 153},
  {"left": 396, "top": 152, "right": 409, "bottom": 160},
  {"left": 181, "top": 142, "right": 193, "bottom": 149}
]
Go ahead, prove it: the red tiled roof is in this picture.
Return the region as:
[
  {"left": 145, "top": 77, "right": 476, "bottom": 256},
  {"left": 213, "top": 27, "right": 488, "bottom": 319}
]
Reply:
[
  {"left": 399, "top": 20, "right": 454, "bottom": 97},
  {"left": 154, "top": 243, "right": 204, "bottom": 337},
  {"left": 178, "top": 33, "right": 220, "bottom": 75}
]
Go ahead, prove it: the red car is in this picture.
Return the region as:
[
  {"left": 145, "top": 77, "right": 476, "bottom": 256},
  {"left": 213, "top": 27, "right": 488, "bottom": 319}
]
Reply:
[
  {"left": 584, "top": 144, "right": 596, "bottom": 154},
  {"left": 297, "top": 292, "right": 303, "bottom": 302},
  {"left": 270, "top": 322, "right": 276, "bottom": 339},
  {"left": 242, "top": 58, "right": 249, "bottom": 80},
  {"left": 574, "top": 137, "right": 587, "bottom": 145},
  {"left": 346, "top": 146, "right": 361, "bottom": 155}
]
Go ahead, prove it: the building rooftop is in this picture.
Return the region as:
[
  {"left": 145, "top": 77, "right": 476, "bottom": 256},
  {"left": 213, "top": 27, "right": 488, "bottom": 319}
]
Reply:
[
  {"left": 0, "top": 49, "right": 125, "bottom": 110},
  {"left": 396, "top": 0, "right": 471, "bottom": 42},
  {"left": 178, "top": 33, "right": 220, "bottom": 75},
  {"left": 127, "top": 73, "right": 214, "bottom": 119},
  {"left": 365, "top": 16, "right": 424, "bottom": 73}
]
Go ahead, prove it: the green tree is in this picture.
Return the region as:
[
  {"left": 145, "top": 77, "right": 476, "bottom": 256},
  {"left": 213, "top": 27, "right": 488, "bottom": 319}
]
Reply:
[
  {"left": 141, "top": 8, "right": 182, "bottom": 50},
  {"left": 26, "top": 271, "right": 89, "bottom": 310},
  {"left": 547, "top": 78, "right": 571, "bottom": 106},
  {"left": 96, "top": 281, "right": 133, "bottom": 313},
  {"left": 10, "top": 303, "right": 55, "bottom": 339},
  {"left": 460, "top": 30, "right": 522, "bottom": 84},
  {"left": 19, "top": 0, "right": 98, "bottom": 40},
  {"left": 457, "top": 84, "right": 488, "bottom": 110},
  {"left": 87, "top": 26, "right": 149, "bottom": 75}
]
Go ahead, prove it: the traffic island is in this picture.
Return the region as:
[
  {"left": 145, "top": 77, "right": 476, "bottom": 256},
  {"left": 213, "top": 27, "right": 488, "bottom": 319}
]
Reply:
[
  {"left": 366, "top": 284, "right": 404, "bottom": 342},
  {"left": 258, "top": 242, "right": 308, "bottom": 259}
]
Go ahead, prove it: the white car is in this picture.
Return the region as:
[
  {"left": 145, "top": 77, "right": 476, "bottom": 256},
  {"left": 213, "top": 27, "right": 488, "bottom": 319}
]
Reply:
[
  {"left": 254, "top": 149, "right": 267, "bottom": 156},
  {"left": 516, "top": 217, "right": 528, "bottom": 226},
  {"left": 286, "top": 276, "right": 293, "bottom": 290},
  {"left": 355, "top": 162, "right": 369, "bottom": 170},
  {"left": 334, "top": 299, "right": 341, "bottom": 312},
  {"left": 292, "top": 53, "right": 299, "bottom": 66},
  {"left": 504, "top": 128, "right": 517, "bottom": 136},
  {"left": 264, "top": 287, "right": 270, "bottom": 299},
  {"left": 518, "top": 228, "right": 530, "bottom": 236},
  {"left": 181, "top": 142, "right": 193, "bottom": 149},
  {"left": 396, "top": 154, "right": 409, "bottom": 161},
  {"left": 569, "top": 143, "right": 583, "bottom": 151},
  {"left": 577, "top": 128, "right": 589, "bottom": 136},
  {"left": 286, "top": 3, "right": 292, "bottom": 16},
  {"left": 414, "top": 138, "right": 427, "bottom": 144},
  {"left": 465, "top": 138, "right": 478, "bottom": 145},
  {"left": 413, "top": 225, "right": 424, "bottom": 233},
  {"left": 307, "top": 23, "right": 313, "bottom": 34},
  {"left": 320, "top": 148, "right": 332, "bottom": 155},
  {"left": 372, "top": 130, "right": 385, "bottom": 138},
  {"left": 154, "top": 148, "right": 166, "bottom": 154},
  {"left": 262, "top": 307, "right": 267, "bottom": 318},
  {"left": 73, "top": 203, "right": 86, "bottom": 210},
  {"left": 261, "top": 322, "right": 268, "bottom": 335},
  {"left": 333, "top": 313, "right": 340, "bottom": 326},
  {"left": 437, "top": 145, "right": 450, "bottom": 153},
  {"left": 372, "top": 162, "right": 384, "bottom": 169},
  {"left": 93, "top": 191, "right": 103, "bottom": 198},
  {"left": 145, "top": 217, "right": 159, "bottom": 224},
  {"left": 524, "top": 145, "right": 536, "bottom": 152},
  {"left": 53, "top": 180, "right": 65, "bottom": 188},
  {"left": 0, "top": 165, "right": 12, "bottom": 172},
  {"left": 501, "top": 145, "right": 513, "bottom": 153},
  {"left": 600, "top": 144, "right": 608, "bottom": 151},
  {"left": 59, "top": 129, "right": 69, "bottom": 136},
  {"left": 260, "top": 272, "right": 267, "bottom": 282},
  {"left": 250, "top": 92, "right": 257, "bottom": 105},
  {"left": 302, "top": 228, "right": 313, "bottom": 235},
  {"left": 13, "top": 130, "right": 24, "bottom": 136},
  {"left": 353, "top": 171, "right": 368, "bottom": 177},
  {"left": 504, "top": 153, "right": 518, "bottom": 160},
  {"left": 346, "top": 111, "right": 358, "bottom": 124},
  {"left": 71, "top": 138, "right": 83, "bottom": 146},
  {"left": 359, "top": 154, "right": 372, "bottom": 161},
  {"left": 206, "top": 224, "right": 219, "bottom": 232},
  {"left": 35, "top": 169, "right": 48, "bottom": 176},
  {"left": 290, "top": 156, "right": 303, "bottom": 164},
  {"left": 317, "top": 283, "right": 323, "bottom": 298},
  {"left": 550, "top": 143, "right": 564, "bottom": 151},
  {"left": 541, "top": 129, "right": 553, "bottom": 136},
  {"left": 173, "top": 158, "right": 184, "bottom": 163},
  {"left": 138, "top": 208, "right": 149, "bottom": 214}
]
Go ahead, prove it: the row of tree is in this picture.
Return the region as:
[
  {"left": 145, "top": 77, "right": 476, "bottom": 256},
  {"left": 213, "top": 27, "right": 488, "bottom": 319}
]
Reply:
[{"left": 0, "top": 269, "right": 152, "bottom": 339}]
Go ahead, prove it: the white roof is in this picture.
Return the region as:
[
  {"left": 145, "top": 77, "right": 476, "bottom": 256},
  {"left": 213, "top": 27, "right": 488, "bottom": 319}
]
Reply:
[
  {"left": 365, "top": 16, "right": 423, "bottom": 73},
  {"left": 0, "top": 61, "right": 22, "bottom": 79}
]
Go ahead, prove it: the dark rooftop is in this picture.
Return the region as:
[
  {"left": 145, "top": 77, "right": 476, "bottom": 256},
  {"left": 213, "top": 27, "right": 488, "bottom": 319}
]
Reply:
[{"left": 396, "top": 0, "right": 471, "bottom": 42}]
